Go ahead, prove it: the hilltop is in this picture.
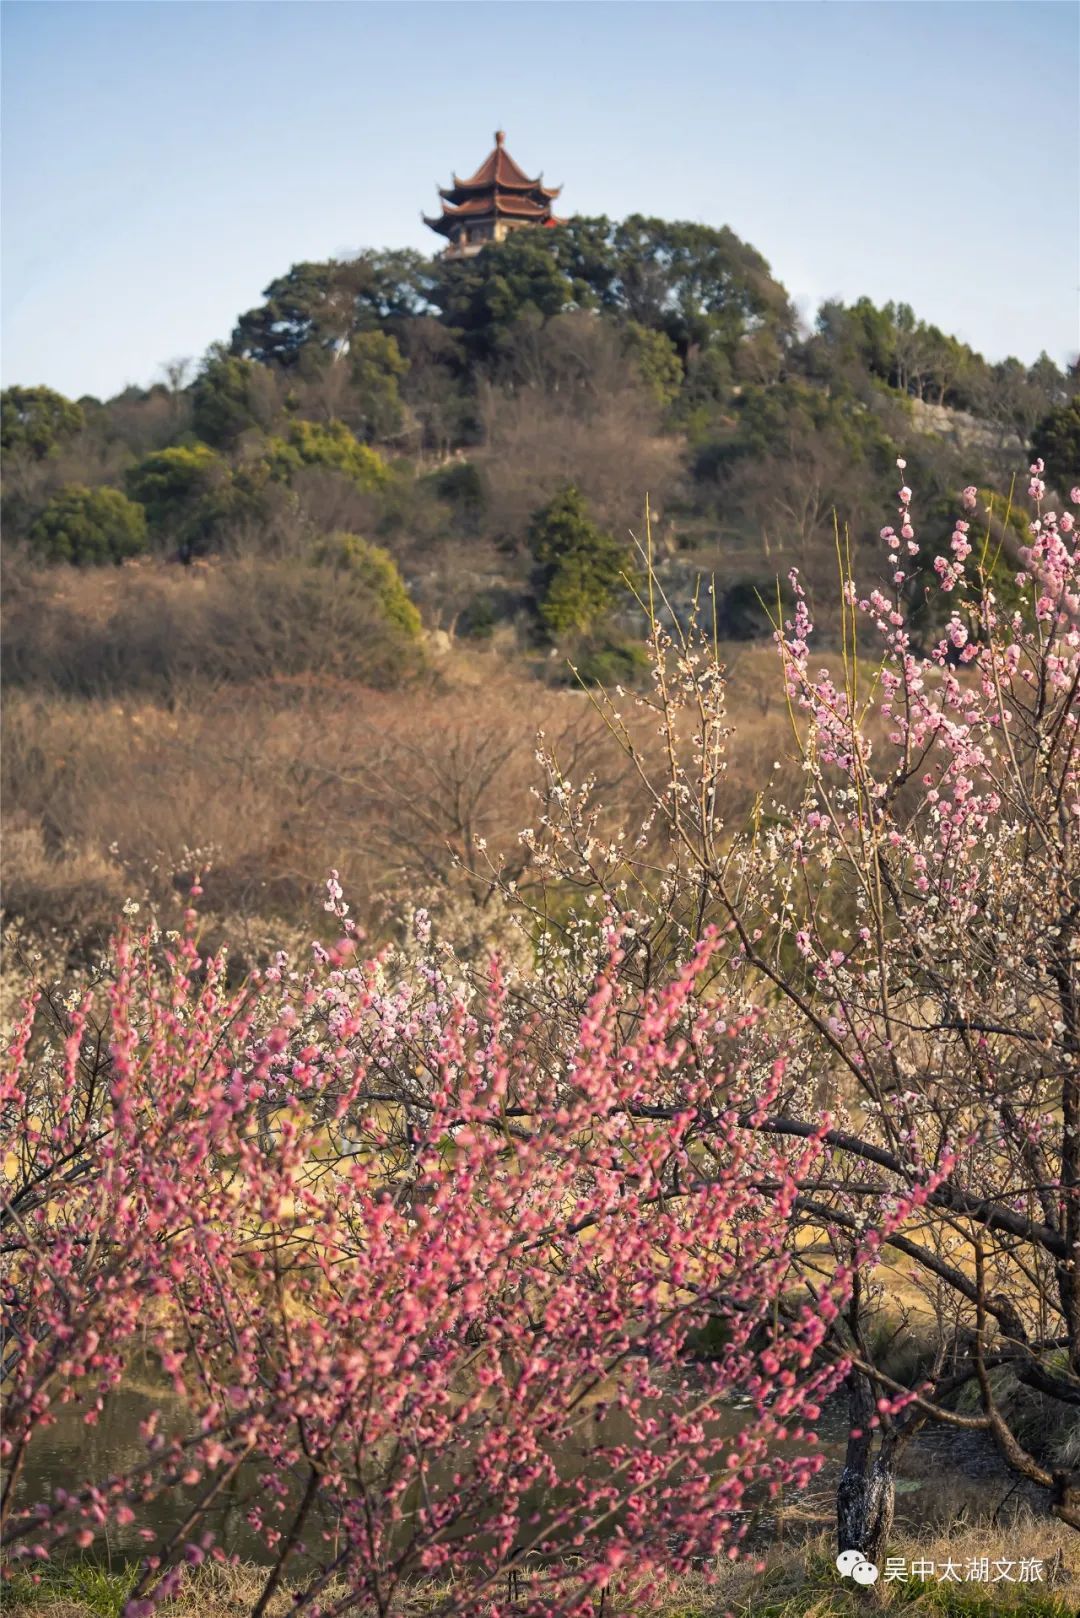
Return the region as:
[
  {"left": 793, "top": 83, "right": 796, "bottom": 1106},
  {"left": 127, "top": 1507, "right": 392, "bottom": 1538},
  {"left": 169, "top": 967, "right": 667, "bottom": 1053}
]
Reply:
[{"left": 3, "top": 218, "right": 1076, "bottom": 646}]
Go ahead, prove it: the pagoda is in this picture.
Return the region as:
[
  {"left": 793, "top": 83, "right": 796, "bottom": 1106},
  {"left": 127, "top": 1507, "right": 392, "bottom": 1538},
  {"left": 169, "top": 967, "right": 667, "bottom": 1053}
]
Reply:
[{"left": 424, "top": 131, "right": 564, "bottom": 259}]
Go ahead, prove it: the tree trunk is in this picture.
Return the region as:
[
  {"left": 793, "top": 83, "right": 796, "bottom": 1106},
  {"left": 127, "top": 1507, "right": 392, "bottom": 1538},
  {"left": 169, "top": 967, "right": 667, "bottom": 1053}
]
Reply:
[
  {"left": 836, "top": 1369, "right": 897, "bottom": 1564},
  {"left": 837, "top": 1446, "right": 896, "bottom": 1563},
  {"left": 1051, "top": 1468, "right": 1080, "bottom": 1531}
]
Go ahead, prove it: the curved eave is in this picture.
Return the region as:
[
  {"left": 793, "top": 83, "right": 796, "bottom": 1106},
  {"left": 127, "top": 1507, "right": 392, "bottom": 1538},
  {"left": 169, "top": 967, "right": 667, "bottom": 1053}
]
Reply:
[
  {"left": 441, "top": 178, "right": 561, "bottom": 202},
  {"left": 431, "top": 195, "right": 557, "bottom": 222},
  {"left": 424, "top": 208, "right": 570, "bottom": 240}
]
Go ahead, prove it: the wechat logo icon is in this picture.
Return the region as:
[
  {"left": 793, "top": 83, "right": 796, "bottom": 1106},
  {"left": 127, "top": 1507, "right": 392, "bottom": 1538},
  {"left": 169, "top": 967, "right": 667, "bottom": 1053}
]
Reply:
[{"left": 836, "top": 1549, "right": 880, "bottom": 1585}]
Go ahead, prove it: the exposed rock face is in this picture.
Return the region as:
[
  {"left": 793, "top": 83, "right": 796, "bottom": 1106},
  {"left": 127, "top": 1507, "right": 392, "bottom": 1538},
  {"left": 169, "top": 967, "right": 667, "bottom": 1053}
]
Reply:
[{"left": 908, "top": 396, "right": 1021, "bottom": 459}]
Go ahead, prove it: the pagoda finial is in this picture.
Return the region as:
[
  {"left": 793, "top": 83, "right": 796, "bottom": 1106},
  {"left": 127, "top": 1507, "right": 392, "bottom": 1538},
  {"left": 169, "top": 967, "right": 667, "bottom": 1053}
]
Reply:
[{"left": 495, "top": 129, "right": 506, "bottom": 147}]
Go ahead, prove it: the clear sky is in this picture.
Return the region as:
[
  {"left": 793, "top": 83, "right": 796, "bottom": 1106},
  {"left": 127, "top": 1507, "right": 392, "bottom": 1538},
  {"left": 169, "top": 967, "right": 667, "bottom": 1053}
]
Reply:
[{"left": 2, "top": 0, "right": 1077, "bottom": 401}]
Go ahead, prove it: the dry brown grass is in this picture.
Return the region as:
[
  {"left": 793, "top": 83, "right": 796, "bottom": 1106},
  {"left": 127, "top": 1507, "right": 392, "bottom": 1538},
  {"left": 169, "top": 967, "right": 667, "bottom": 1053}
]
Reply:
[
  {"left": 0, "top": 665, "right": 648, "bottom": 969},
  {"left": 1, "top": 551, "right": 802, "bottom": 977},
  {"left": 7, "top": 1512, "right": 1076, "bottom": 1617},
  {"left": 0, "top": 553, "right": 426, "bottom": 699}
]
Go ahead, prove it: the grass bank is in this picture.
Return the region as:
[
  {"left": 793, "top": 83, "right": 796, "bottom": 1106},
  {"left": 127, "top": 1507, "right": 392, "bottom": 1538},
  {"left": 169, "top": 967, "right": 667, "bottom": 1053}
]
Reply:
[{"left": 6, "top": 1519, "right": 1077, "bottom": 1617}]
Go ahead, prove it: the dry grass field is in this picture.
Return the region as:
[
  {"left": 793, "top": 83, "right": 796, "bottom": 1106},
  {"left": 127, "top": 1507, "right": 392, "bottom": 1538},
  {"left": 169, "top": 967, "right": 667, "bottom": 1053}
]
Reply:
[
  {"left": 7, "top": 1516, "right": 1077, "bottom": 1618},
  {"left": 1, "top": 554, "right": 799, "bottom": 981}
]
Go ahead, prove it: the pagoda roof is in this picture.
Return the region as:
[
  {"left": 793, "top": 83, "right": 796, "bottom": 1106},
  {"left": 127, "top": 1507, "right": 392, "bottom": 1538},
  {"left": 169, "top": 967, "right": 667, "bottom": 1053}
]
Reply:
[
  {"left": 431, "top": 193, "right": 556, "bottom": 222},
  {"left": 425, "top": 132, "right": 566, "bottom": 245},
  {"left": 423, "top": 197, "right": 567, "bottom": 238},
  {"left": 439, "top": 131, "right": 562, "bottom": 203}
]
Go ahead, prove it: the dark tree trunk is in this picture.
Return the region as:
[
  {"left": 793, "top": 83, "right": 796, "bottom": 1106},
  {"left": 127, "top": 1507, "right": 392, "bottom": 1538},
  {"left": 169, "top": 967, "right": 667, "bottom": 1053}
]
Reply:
[
  {"left": 836, "top": 1368, "right": 897, "bottom": 1564},
  {"left": 1051, "top": 1468, "right": 1080, "bottom": 1531},
  {"left": 837, "top": 1447, "right": 896, "bottom": 1563}
]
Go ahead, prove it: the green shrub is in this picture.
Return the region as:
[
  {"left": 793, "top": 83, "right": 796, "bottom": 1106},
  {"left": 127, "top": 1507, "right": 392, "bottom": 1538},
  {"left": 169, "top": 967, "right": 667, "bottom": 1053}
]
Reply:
[
  {"left": 954, "top": 1350, "right": 1074, "bottom": 1464},
  {"left": 571, "top": 635, "right": 650, "bottom": 688},
  {"left": 458, "top": 592, "right": 497, "bottom": 639},
  {"left": 282, "top": 419, "right": 391, "bottom": 490},
  {"left": 424, "top": 458, "right": 488, "bottom": 515},
  {"left": 125, "top": 443, "right": 230, "bottom": 554},
  {"left": 262, "top": 434, "right": 304, "bottom": 482},
  {"left": 681, "top": 1313, "right": 734, "bottom": 1359},
  {"left": 529, "top": 485, "right": 635, "bottom": 638},
  {"left": 30, "top": 484, "right": 148, "bottom": 565},
  {"left": 312, "top": 533, "right": 422, "bottom": 638}
]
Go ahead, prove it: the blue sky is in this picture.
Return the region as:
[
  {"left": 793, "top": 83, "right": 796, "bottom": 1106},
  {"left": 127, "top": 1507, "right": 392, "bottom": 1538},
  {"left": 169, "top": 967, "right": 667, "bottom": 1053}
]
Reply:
[{"left": 3, "top": 1, "right": 1077, "bottom": 401}]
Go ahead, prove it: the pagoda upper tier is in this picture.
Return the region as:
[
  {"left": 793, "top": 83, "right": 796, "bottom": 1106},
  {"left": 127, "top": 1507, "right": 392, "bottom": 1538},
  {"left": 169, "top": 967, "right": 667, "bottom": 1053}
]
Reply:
[{"left": 424, "top": 132, "right": 564, "bottom": 258}]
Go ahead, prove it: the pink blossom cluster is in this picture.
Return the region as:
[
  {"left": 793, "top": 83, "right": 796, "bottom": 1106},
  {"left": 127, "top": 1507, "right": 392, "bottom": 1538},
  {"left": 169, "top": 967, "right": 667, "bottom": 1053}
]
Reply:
[
  {"left": 7, "top": 458, "right": 1080, "bottom": 1593},
  {"left": 509, "top": 457, "right": 1080, "bottom": 1538},
  {"left": 2, "top": 922, "right": 868, "bottom": 1614}
]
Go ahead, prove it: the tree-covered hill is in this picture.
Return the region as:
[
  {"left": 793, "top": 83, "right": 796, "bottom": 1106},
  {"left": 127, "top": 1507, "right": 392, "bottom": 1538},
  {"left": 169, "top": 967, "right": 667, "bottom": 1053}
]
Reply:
[{"left": 3, "top": 216, "right": 1077, "bottom": 675}]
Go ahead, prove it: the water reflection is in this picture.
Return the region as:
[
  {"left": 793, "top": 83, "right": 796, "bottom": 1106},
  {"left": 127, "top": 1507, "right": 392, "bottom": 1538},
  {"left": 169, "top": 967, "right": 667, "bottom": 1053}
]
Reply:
[{"left": 15, "top": 1356, "right": 847, "bottom": 1568}]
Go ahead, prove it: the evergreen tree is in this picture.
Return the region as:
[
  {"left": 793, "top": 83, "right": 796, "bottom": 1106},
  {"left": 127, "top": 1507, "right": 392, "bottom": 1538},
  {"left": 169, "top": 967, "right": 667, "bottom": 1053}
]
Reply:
[
  {"left": 529, "top": 485, "right": 633, "bottom": 637},
  {"left": 1032, "top": 396, "right": 1080, "bottom": 489}
]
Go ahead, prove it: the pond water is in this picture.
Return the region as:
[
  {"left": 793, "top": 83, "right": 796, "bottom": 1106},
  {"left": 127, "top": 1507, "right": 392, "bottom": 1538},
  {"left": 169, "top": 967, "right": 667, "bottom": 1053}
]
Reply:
[
  {"left": 12, "top": 1356, "right": 852, "bottom": 1567},
  {"left": 11, "top": 1356, "right": 1033, "bottom": 1569}
]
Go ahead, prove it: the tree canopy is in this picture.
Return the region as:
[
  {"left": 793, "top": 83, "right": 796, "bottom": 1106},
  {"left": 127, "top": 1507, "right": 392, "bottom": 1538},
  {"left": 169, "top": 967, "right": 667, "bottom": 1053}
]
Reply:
[
  {"left": 4, "top": 211, "right": 1073, "bottom": 624},
  {"left": 1031, "top": 396, "right": 1080, "bottom": 489},
  {"left": 191, "top": 350, "right": 276, "bottom": 447},
  {"left": 30, "top": 483, "right": 148, "bottom": 565},
  {"left": 2, "top": 385, "right": 85, "bottom": 459},
  {"left": 231, "top": 250, "right": 432, "bottom": 369}
]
